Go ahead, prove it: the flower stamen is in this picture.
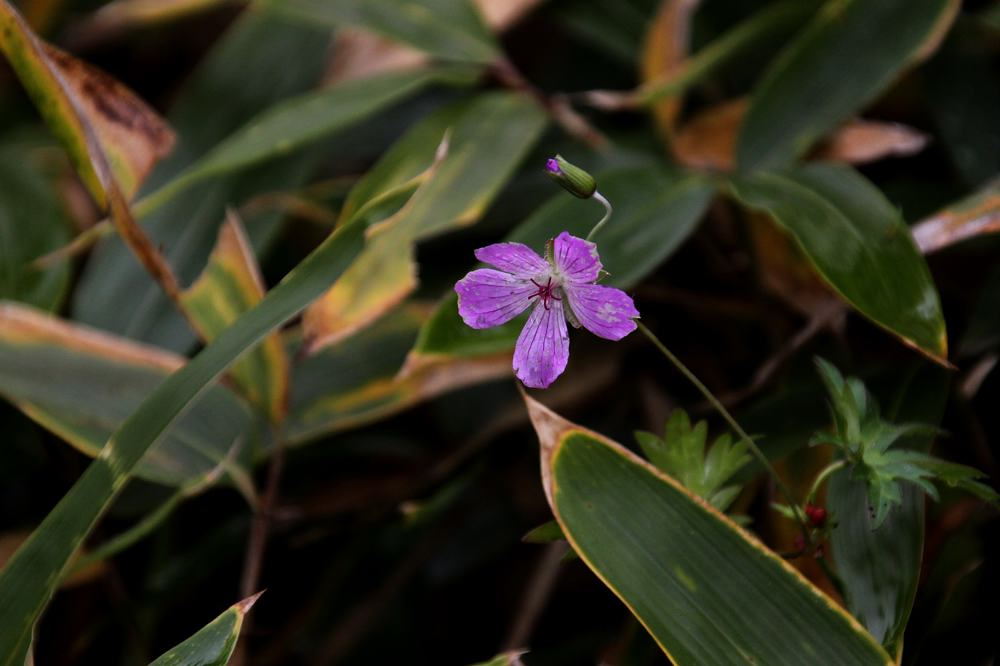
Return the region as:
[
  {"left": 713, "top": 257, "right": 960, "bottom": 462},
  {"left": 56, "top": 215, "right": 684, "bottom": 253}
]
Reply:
[{"left": 530, "top": 277, "right": 561, "bottom": 311}]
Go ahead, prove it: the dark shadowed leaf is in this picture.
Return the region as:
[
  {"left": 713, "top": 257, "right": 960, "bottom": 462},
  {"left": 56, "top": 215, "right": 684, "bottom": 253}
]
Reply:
[
  {"left": 737, "top": 0, "right": 959, "bottom": 171},
  {"left": 263, "top": 0, "right": 500, "bottom": 64},
  {"left": 0, "top": 152, "right": 71, "bottom": 311}
]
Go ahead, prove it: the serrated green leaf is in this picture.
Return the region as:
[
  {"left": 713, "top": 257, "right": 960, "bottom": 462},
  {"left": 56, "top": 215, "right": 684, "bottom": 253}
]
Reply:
[
  {"left": 636, "top": 409, "right": 749, "bottom": 512},
  {"left": 729, "top": 164, "right": 947, "bottom": 362},
  {"left": 826, "top": 365, "right": 946, "bottom": 654}
]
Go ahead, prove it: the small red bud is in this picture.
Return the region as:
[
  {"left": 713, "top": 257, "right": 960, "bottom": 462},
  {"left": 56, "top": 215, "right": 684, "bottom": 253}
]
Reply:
[
  {"left": 805, "top": 503, "right": 828, "bottom": 528},
  {"left": 793, "top": 535, "right": 806, "bottom": 551}
]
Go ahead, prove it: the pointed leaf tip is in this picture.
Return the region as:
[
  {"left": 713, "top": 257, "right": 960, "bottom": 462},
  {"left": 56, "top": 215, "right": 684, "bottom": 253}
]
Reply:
[{"left": 236, "top": 590, "right": 265, "bottom": 615}]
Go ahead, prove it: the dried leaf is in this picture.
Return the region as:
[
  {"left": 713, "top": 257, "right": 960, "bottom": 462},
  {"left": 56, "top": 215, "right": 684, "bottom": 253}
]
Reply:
[
  {"left": 641, "top": 0, "right": 702, "bottom": 139},
  {"left": 911, "top": 178, "right": 1000, "bottom": 254},
  {"left": 675, "top": 98, "right": 928, "bottom": 171}
]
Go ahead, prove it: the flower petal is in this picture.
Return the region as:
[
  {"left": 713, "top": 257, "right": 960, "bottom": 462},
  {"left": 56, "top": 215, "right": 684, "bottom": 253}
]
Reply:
[
  {"left": 455, "top": 269, "right": 535, "bottom": 329},
  {"left": 513, "top": 299, "right": 569, "bottom": 389},
  {"left": 553, "top": 231, "right": 602, "bottom": 284},
  {"left": 564, "top": 283, "right": 639, "bottom": 340},
  {"left": 474, "top": 242, "right": 549, "bottom": 278}
]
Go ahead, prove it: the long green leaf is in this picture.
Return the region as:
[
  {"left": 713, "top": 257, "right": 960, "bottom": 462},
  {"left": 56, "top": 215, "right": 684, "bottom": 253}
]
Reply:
[
  {"left": 137, "top": 66, "right": 476, "bottom": 218},
  {"left": 261, "top": 0, "right": 501, "bottom": 64},
  {"left": 148, "top": 593, "right": 262, "bottom": 666},
  {"left": 728, "top": 163, "right": 947, "bottom": 361},
  {"left": 0, "top": 302, "right": 254, "bottom": 490},
  {"left": 0, "top": 216, "right": 365, "bottom": 662},
  {"left": 408, "top": 166, "right": 715, "bottom": 364},
  {"left": 737, "top": 0, "right": 958, "bottom": 171},
  {"left": 828, "top": 365, "right": 949, "bottom": 657},
  {"left": 524, "top": 394, "right": 890, "bottom": 665}
]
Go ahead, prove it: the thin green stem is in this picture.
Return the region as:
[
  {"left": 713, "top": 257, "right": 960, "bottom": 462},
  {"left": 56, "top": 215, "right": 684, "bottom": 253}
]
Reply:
[
  {"left": 806, "top": 459, "right": 847, "bottom": 505},
  {"left": 586, "top": 191, "right": 613, "bottom": 241},
  {"left": 637, "top": 321, "right": 812, "bottom": 542}
]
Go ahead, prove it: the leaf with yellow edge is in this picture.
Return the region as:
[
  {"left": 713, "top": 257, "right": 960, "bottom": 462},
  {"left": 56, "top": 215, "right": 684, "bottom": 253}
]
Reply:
[
  {"left": 182, "top": 211, "right": 290, "bottom": 422},
  {"left": 0, "top": 0, "right": 186, "bottom": 321},
  {"left": 523, "top": 393, "right": 892, "bottom": 665},
  {"left": 0, "top": 0, "right": 174, "bottom": 202},
  {"left": 148, "top": 592, "right": 262, "bottom": 666},
  {"left": 0, "top": 302, "right": 255, "bottom": 491},
  {"left": 302, "top": 92, "right": 547, "bottom": 352},
  {"left": 287, "top": 304, "right": 509, "bottom": 445}
]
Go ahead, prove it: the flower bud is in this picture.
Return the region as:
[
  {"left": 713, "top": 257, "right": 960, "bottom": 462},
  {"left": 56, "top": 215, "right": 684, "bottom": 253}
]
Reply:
[
  {"left": 545, "top": 155, "right": 596, "bottom": 199},
  {"left": 805, "top": 503, "right": 828, "bottom": 528}
]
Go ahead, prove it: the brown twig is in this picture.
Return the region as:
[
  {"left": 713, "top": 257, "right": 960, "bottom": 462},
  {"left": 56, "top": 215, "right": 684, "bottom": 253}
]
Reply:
[
  {"left": 232, "top": 423, "right": 288, "bottom": 665},
  {"left": 490, "top": 59, "right": 609, "bottom": 151},
  {"left": 716, "top": 300, "right": 845, "bottom": 408},
  {"left": 503, "top": 541, "right": 568, "bottom": 651}
]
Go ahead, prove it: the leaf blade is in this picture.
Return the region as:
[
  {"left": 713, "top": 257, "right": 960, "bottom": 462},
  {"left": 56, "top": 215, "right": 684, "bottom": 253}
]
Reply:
[
  {"left": 737, "top": 0, "right": 959, "bottom": 171},
  {"left": 524, "top": 395, "right": 890, "bottom": 665},
  {"left": 728, "top": 163, "right": 947, "bottom": 361},
  {"left": 0, "top": 215, "right": 365, "bottom": 661}
]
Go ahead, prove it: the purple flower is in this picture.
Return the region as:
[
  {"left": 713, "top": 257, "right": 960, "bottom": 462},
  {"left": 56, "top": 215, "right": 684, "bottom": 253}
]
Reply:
[{"left": 455, "top": 231, "right": 639, "bottom": 388}]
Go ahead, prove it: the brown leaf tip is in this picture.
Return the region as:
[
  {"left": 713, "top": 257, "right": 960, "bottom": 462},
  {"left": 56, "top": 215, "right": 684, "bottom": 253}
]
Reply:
[{"left": 235, "top": 590, "right": 265, "bottom": 615}]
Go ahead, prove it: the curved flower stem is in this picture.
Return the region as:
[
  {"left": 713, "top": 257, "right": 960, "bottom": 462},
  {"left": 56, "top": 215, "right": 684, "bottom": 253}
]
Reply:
[
  {"left": 637, "top": 321, "right": 813, "bottom": 544},
  {"left": 806, "top": 459, "right": 847, "bottom": 505},
  {"left": 586, "top": 191, "right": 613, "bottom": 241}
]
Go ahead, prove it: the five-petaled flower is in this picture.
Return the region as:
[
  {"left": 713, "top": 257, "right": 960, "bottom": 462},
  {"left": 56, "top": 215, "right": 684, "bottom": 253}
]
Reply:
[{"left": 455, "top": 231, "right": 639, "bottom": 388}]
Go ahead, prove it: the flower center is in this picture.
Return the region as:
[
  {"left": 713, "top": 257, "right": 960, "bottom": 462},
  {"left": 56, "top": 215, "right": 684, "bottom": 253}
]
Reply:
[{"left": 530, "top": 276, "right": 562, "bottom": 310}]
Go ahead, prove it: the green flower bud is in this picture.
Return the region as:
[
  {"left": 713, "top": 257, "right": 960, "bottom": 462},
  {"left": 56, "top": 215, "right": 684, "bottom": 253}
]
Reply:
[{"left": 545, "top": 155, "right": 596, "bottom": 199}]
